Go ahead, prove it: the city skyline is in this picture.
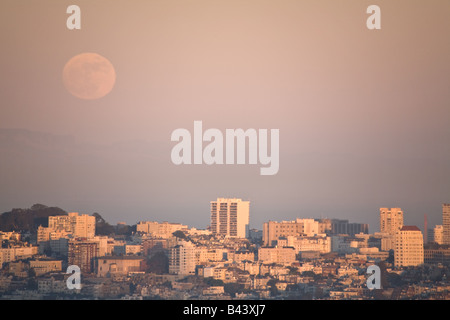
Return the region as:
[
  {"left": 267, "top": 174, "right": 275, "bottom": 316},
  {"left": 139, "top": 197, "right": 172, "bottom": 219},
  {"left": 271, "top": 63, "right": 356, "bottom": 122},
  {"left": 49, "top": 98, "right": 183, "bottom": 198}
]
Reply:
[
  {"left": 2, "top": 200, "right": 447, "bottom": 239},
  {"left": 2, "top": 197, "right": 450, "bottom": 300}
]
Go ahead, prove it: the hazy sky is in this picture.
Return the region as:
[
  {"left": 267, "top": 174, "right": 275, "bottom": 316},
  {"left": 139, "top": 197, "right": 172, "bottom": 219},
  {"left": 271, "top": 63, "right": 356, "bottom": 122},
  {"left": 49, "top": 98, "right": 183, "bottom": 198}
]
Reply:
[{"left": 1, "top": 1, "right": 449, "bottom": 232}]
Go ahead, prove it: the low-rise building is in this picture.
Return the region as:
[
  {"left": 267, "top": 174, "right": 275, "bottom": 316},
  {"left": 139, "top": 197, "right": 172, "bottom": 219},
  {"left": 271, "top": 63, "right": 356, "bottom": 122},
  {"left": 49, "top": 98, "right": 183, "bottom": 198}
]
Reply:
[
  {"left": 96, "top": 256, "right": 146, "bottom": 277},
  {"left": 258, "top": 247, "right": 296, "bottom": 265}
]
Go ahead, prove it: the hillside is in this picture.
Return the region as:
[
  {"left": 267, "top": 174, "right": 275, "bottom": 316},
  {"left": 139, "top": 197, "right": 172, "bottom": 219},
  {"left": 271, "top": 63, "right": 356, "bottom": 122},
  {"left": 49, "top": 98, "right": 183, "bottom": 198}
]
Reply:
[{"left": 0, "top": 204, "right": 67, "bottom": 233}]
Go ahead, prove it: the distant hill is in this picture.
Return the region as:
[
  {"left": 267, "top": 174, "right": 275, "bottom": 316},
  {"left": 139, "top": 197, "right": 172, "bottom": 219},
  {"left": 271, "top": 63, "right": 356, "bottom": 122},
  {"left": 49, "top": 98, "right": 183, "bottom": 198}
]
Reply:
[
  {"left": 0, "top": 204, "right": 67, "bottom": 233},
  {"left": 0, "top": 204, "right": 136, "bottom": 237}
]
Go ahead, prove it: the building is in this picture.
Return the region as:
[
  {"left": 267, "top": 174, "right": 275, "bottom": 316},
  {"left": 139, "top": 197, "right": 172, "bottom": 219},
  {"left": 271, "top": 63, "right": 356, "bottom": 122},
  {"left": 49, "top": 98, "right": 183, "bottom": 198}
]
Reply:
[
  {"left": 443, "top": 204, "right": 450, "bottom": 245},
  {"left": 37, "top": 226, "right": 52, "bottom": 243},
  {"left": 141, "top": 237, "right": 173, "bottom": 256},
  {"left": 433, "top": 225, "right": 444, "bottom": 245},
  {"left": 262, "top": 219, "right": 319, "bottom": 246},
  {"left": 68, "top": 239, "right": 99, "bottom": 273},
  {"left": 96, "top": 256, "right": 145, "bottom": 277},
  {"left": 0, "top": 231, "right": 21, "bottom": 242},
  {"left": 210, "top": 198, "right": 249, "bottom": 238},
  {"left": 380, "top": 208, "right": 404, "bottom": 234},
  {"left": 394, "top": 226, "right": 424, "bottom": 267},
  {"left": 380, "top": 208, "right": 404, "bottom": 251},
  {"left": 203, "top": 286, "right": 225, "bottom": 296},
  {"left": 331, "top": 235, "right": 357, "bottom": 254},
  {"left": 169, "top": 241, "right": 197, "bottom": 275},
  {"left": 0, "top": 245, "right": 38, "bottom": 267},
  {"left": 136, "top": 221, "right": 188, "bottom": 238},
  {"left": 38, "top": 276, "right": 75, "bottom": 294},
  {"left": 424, "top": 244, "right": 450, "bottom": 265},
  {"left": 258, "top": 247, "right": 296, "bottom": 265},
  {"left": 249, "top": 229, "right": 263, "bottom": 241},
  {"left": 196, "top": 247, "right": 227, "bottom": 264},
  {"left": 49, "top": 238, "right": 69, "bottom": 257},
  {"left": 329, "top": 219, "right": 369, "bottom": 236},
  {"left": 70, "top": 212, "right": 96, "bottom": 238},
  {"left": 427, "top": 227, "right": 435, "bottom": 244},
  {"left": 29, "top": 259, "right": 62, "bottom": 276},
  {"left": 48, "top": 215, "right": 72, "bottom": 232},
  {"left": 379, "top": 233, "right": 395, "bottom": 252},
  {"left": 113, "top": 244, "right": 142, "bottom": 256},
  {"left": 277, "top": 235, "right": 331, "bottom": 254},
  {"left": 47, "top": 212, "right": 95, "bottom": 239},
  {"left": 227, "top": 250, "right": 255, "bottom": 263}
]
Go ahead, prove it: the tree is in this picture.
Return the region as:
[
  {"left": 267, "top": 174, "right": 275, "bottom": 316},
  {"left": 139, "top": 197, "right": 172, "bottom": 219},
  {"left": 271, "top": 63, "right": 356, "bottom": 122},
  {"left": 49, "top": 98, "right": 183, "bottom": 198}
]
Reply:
[
  {"left": 204, "top": 277, "right": 224, "bottom": 287},
  {"left": 172, "top": 230, "right": 187, "bottom": 240},
  {"left": 267, "top": 279, "right": 278, "bottom": 287},
  {"left": 387, "top": 272, "right": 404, "bottom": 287},
  {"left": 288, "top": 266, "right": 300, "bottom": 275},
  {"left": 269, "top": 285, "right": 279, "bottom": 297},
  {"left": 0, "top": 204, "right": 66, "bottom": 232},
  {"left": 286, "top": 284, "right": 299, "bottom": 292},
  {"left": 92, "top": 212, "right": 115, "bottom": 235},
  {"left": 146, "top": 251, "right": 169, "bottom": 274},
  {"left": 26, "top": 270, "right": 38, "bottom": 290},
  {"left": 224, "top": 283, "right": 245, "bottom": 297}
]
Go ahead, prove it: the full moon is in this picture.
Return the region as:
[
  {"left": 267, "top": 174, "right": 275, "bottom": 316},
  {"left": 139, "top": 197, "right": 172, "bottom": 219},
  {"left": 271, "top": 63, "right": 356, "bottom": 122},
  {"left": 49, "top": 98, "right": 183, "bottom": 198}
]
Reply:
[{"left": 63, "top": 52, "right": 116, "bottom": 100}]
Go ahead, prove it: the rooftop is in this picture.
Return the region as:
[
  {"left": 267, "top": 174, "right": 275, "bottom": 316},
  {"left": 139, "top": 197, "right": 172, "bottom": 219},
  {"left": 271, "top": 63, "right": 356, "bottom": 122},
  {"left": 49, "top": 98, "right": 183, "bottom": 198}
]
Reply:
[{"left": 400, "top": 226, "right": 421, "bottom": 232}]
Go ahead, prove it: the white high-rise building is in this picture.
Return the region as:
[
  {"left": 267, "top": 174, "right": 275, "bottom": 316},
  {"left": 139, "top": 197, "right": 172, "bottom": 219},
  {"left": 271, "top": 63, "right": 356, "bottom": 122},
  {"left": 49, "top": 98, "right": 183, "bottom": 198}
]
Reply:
[
  {"left": 69, "top": 212, "right": 96, "bottom": 239},
  {"left": 395, "top": 226, "right": 424, "bottom": 267},
  {"left": 380, "top": 208, "right": 404, "bottom": 251},
  {"left": 169, "top": 241, "right": 197, "bottom": 275},
  {"left": 443, "top": 204, "right": 450, "bottom": 245},
  {"left": 210, "top": 198, "right": 249, "bottom": 238},
  {"left": 380, "top": 208, "right": 404, "bottom": 234},
  {"left": 434, "top": 225, "right": 444, "bottom": 245}
]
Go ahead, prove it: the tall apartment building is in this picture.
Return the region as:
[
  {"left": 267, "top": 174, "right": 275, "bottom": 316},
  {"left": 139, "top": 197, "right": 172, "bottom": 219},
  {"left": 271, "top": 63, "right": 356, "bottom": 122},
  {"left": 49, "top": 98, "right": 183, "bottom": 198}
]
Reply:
[
  {"left": 68, "top": 239, "right": 99, "bottom": 273},
  {"left": 430, "top": 225, "right": 444, "bottom": 244},
  {"left": 263, "top": 219, "right": 319, "bottom": 246},
  {"left": 169, "top": 241, "right": 197, "bottom": 275},
  {"left": 70, "top": 212, "right": 96, "bottom": 238},
  {"left": 330, "top": 219, "right": 369, "bottom": 236},
  {"left": 443, "top": 204, "right": 450, "bottom": 245},
  {"left": 210, "top": 198, "right": 249, "bottom": 238},
  {"left": 433, "top": 225, "right": 444, "bottom": 245},
  {"left": 395, "top": 226, "right": 424, "bottom": 267},
  {"left": 380, "top": 208, "right": 404, "bottom": 251},
  {"left": 380, "top": 208, "right": 404, "bottom": 234},
  {"left": 427, "top": 228, "right": 435, "bottom": 244}
]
